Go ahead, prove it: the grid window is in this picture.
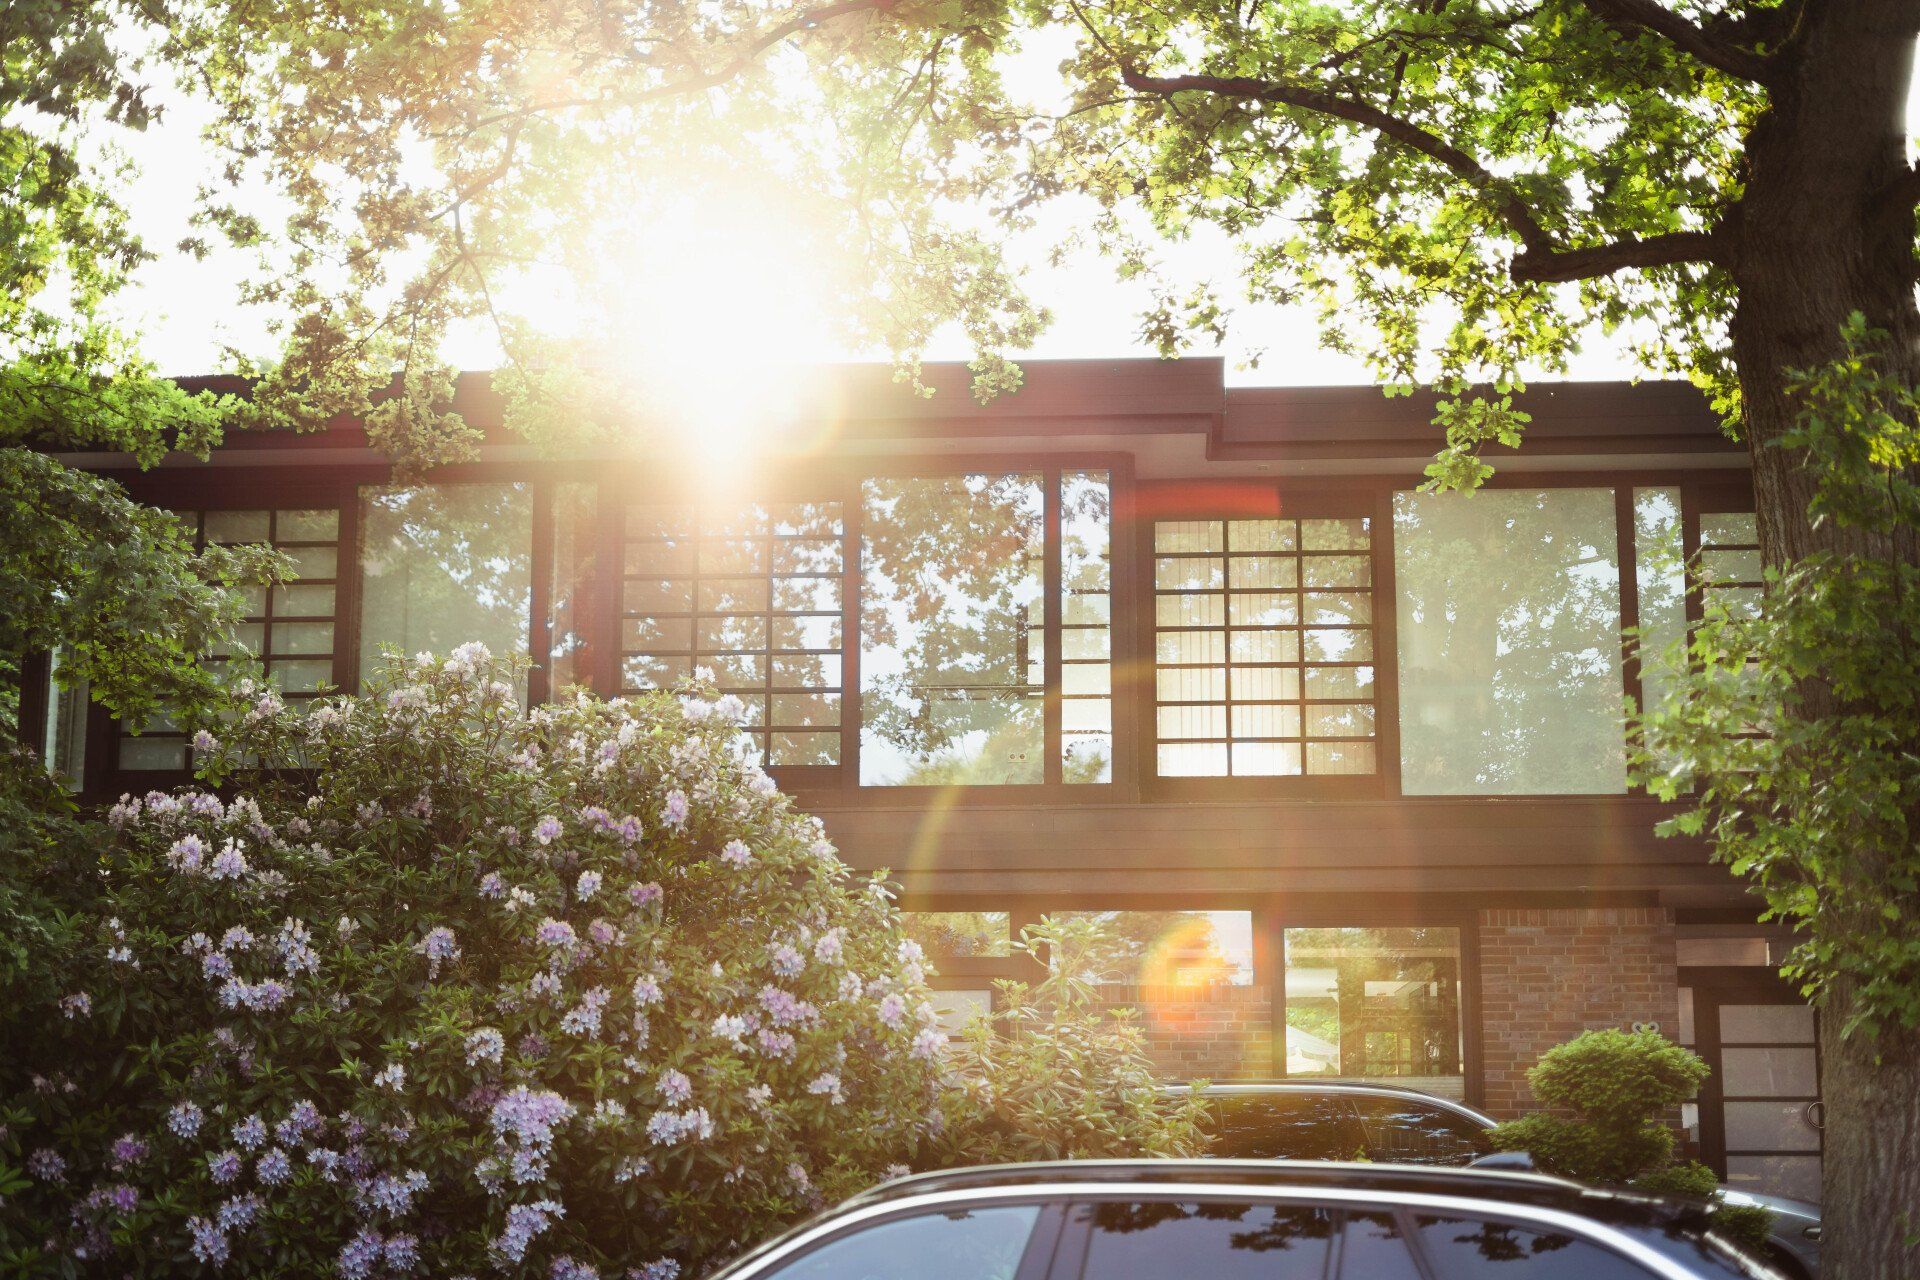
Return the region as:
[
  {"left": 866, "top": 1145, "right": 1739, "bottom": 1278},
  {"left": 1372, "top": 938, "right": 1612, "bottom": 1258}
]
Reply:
[
  {"left": 1699, "top": 510, "right": 1761, "bottom": 619},
  {"left": 117, "top": 508, "right": 341, "bottom": 771},
  {"left": 1060, "top": 471, "right": 1113, "bottom": 783},
  {"left": 621, "top": 502, "right": 845, "bottom": 767},
  {"left": 1153, "top": 517, "right": 1377, "bottom": 777}
]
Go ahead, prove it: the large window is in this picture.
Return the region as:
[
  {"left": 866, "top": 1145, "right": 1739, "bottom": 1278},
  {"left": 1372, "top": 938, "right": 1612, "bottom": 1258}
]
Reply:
[
  {"left": 1054, "top": 910, "right": 1255, "bottom": 987},
  {"left": 619, "top": 500, "right": 845, "bottom": 766},
  {"left": 1152, "top": 516, "right": 1377, "bottom": 778},
  {"left": 359, "top": 484, "right": 532, "bottom": 689},
  {"left": 1283, "top": 927, "right": 1464, "bottom": 1097},
  {"left": 860, "top": 474, "right": 1045, "bottom": 785},
  {"left": 1394, "top": 488, "right": 1626, "bottom": 795},
  {"left": 118, "top": 507, "right": 341, "bottom": 770},
  {"left": 1632, "top": 487, "right": 1687, "bottom": 717}
]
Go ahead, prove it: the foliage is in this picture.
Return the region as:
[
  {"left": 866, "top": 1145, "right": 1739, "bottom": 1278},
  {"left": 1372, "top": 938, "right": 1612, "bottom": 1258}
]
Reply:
[
  {"left": 933, "top": 915, "right": 1211, "bottom": 1166},
  {"left": 99, "top": 0, "right": 1805, "bottom": 480},
  {"left": 0, "top": 449, "right": 286, "bottom": 738},
  {"left": 1632, "top": 319, "right": 1920, "bottom": 1041},
  {"left": 0, "top": 649, "right": 1202, "bottom": 1277},
  {"left": 1487, "top": 1030, "right": 1770, "bottom": 1250},
  {"left": 0, "top": 4, "right": 269, "bottom": 738},
  {"left": 1, "top": 649, "right": 946, "bottom": 1276}
]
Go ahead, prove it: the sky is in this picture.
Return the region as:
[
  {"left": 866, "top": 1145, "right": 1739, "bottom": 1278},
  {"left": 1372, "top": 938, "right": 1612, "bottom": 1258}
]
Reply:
[{"left": 103, "top": 30, "right": 1920, "bottom": 389}]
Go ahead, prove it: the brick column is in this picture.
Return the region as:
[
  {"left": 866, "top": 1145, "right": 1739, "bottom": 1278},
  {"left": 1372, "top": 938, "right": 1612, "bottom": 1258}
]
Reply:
[{"left": 1476, "top": 907, "right": 1679, "bottom": 1116}]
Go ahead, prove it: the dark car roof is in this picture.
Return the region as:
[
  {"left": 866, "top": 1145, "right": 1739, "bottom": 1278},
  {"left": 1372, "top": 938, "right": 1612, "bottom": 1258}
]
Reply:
[
  {"left": 849, "top": 1159, "right": 1713, "bottom": 1233},
  {"left": 1166, "top": 1079, "right": 1497, "bottom": 1121}
]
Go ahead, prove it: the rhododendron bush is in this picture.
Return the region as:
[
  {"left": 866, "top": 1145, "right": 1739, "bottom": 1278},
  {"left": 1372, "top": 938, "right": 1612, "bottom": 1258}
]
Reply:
[{"left": 1, "top": 648, "right": 974, "bottom": 1277}]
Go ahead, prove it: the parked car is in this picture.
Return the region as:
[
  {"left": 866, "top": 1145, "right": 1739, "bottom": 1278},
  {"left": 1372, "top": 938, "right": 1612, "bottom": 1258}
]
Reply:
[
  {"left": 709, "top": 1159, "right": 1787, "bottom": 1280},
  {"left": 1176, "top": 1081, "right": 1820, "bottom": 1279}
]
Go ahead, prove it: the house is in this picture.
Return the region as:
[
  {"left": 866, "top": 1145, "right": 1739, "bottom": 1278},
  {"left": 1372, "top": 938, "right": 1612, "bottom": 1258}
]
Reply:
[{"left": 24, "top": 357, "right": 1821, "bottom": 1203}]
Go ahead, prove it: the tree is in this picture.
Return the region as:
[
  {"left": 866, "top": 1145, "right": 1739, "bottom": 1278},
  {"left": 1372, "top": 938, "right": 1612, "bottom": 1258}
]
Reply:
[
  {"left": 0, "top": 4, "right": 281, "bottom": 743},
  {"left": 9, "top": 0, "right": 1920, "bottom": 1272}
]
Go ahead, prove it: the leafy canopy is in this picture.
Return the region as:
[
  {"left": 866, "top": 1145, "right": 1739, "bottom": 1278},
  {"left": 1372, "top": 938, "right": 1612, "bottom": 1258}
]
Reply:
[{"left": 1633, "top": 319, "right": 1920, "bottom": 1041}]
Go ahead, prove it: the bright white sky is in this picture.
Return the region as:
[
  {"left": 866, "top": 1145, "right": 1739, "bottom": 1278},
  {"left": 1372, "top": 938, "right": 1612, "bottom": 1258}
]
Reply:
[{"left": 106, "top": 32, "right": 1920, "bottom": 388}]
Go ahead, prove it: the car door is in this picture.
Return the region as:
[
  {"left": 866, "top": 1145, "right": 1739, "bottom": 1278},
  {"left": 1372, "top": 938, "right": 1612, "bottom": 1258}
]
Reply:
[{"left": 1346, "top": 1095, "right": 1496, "bottom": 1165}]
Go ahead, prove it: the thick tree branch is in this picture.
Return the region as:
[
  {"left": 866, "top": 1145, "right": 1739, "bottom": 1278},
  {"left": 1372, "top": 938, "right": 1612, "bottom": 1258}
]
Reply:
[
  {"left": 1572, "top": 0, "right": 1772, "bottom": 83},
  {"left": 1117, "top": 67, "right": 1555, "bottom": 252},
  {"left": 1510, "top": 229, "right": 1721, "bottom": 283}
]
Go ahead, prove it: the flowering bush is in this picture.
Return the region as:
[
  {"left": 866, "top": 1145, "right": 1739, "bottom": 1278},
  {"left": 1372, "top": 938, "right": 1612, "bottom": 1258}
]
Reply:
[{"left": 3, "top": 648, "right": 958, "bottom": 1276}]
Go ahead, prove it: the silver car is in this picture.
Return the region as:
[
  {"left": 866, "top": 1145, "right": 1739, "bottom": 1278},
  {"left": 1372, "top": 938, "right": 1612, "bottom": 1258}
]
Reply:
[{"left": 710, "top": 1159, "right": 1787, "bottom": 1280}]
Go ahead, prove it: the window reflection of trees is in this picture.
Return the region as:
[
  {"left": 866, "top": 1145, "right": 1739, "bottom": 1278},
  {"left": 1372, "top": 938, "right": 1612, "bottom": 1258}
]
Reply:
[
  {"left": 1393, "top": 489, "right": 1627, "bottom": 795},
  {"left": 1056, "top": 910, "right": 1254, "bottom": 986},
  {"left": 859, "top": 474, "right": 1045, "bottom": 785},
  {"left": 1283, "top": 927, "right": 1463, "bottom": 1082},
  {"left": 1419, "top": 1217, "right": 1574, "bottom": 1264},
  {"left": 359, "top": 484, "right": 533, "bottom": 695}
]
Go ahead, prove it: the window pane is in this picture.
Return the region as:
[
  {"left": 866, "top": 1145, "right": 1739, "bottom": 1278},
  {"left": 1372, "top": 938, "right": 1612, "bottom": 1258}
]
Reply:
[
  {"left": 204, "top": 509, "right": 271, "bottom": 544},
  {"left": 269, "top": 621, "right": 334, "bottom": 656},
  {"left": 1339, "top": 1213, "right": 1426, "bottom": 1280},
  {"left": 284, "top": 545, "right": 339, "bottom": 580},
  {"left": 1394, "top": 489, "right": 1626, "bottom": 795},
  {"left": 276, "top": 508, "right": 339, "bottom": 541},
  {"left": 549, "top": 482, "right": 597, "bottom": 693},
  {"left": 1414, "top": 1217, "right": 1652, "bottom": 1280},
  {"left": 1157, "top": 520, "right": 1224, "bottom": 553},
  {"left": 119, "top": 736, "right": 188, "bottom": 771},
  {"left": 766, "top": 1206, "right": 1040, "bottom": 1280},
  {"left": 269, "top": 659, "right": 333, "bottom": 694},
  {"left": 359, "top": 484, "right": 533, "bottom": 692},
  {"left": 1055, "top": 911, "right": 1253, "bottom": 986},
  {"left": 1632, "top": 488, "right": 1686, "bottom": 719},
  {"left": 1700, "top": 511, "right": 1758, "bottom": 546},
  {"left": 1283, "top": 927, "right": 1464, "bottom": 1095},
  {"left": 39, "top": 649, "right": 90, "bottom": 786},
  {"left": 1206, "top": 1095, "right": 1367, "bottom": 1160},
  {"left": 1078, "top": 1202, "right": 1334, "bottom": 1280},
  {"left": 1350, "top": 1096, "right": 1492, "bottom": 1164},
  {"left": 860, "top": 475, "right": 1044, "bottom": 786}
]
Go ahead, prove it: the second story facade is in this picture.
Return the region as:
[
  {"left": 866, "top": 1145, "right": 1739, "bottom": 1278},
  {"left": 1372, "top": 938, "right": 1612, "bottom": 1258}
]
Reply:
[{"left": 35, "top": 358, "right": 1755, "bottom": 908}]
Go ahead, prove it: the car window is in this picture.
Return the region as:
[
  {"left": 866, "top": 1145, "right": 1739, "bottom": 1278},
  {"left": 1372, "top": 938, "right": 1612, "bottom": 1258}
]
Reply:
[
  {"left": 1348, "top": 1096, "right": 1492, "bottom": 1165},
  {"left": 1412, "top": 1215, "right": 1655, "bottom": 1279},
  {"left": 1073, "top": 1200, "right": 1336, "bottom": 1279},
  {"left": 1334, "top": 1212, "right": 1423, "bottom": 1280},
  {"left": 1207, "top": 1093, "right": 1369, "bottom": 1160},
  {"left": 763, "top": 1205, "right": 1043, "bottom": 1280}
]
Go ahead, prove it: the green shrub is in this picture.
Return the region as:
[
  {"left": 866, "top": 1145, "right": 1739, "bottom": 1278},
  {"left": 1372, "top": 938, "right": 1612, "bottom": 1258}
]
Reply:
[
  {"left": 0, "top": 649, "right": 1201, "bottom": 1277},
  {"left": 1487, "top": 1029, "right": 1771, "bottom": 1250},
  {"left": 933, "top": 915, "right": 1210, "bottom": 1165}
]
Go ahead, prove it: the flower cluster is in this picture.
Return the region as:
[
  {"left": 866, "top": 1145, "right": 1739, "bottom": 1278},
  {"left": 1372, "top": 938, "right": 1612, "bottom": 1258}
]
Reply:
[{"left": 8, "top": 648, "right": 965, "bottom": 1277}]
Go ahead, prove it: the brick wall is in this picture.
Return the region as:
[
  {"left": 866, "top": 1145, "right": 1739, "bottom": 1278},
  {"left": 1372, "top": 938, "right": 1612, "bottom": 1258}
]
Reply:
[
  {"left": 1091, "top": 984, "right": 1274, "bottom": 1081},
  {"left": 1478, "top": 907, "right": 1679, "bottom": 1116}
]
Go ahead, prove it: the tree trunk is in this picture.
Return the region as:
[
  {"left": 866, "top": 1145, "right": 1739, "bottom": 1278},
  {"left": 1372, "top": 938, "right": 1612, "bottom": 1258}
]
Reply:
[{"left": 1724, "top": 3, "right": 1920, "bottom": 1276}]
